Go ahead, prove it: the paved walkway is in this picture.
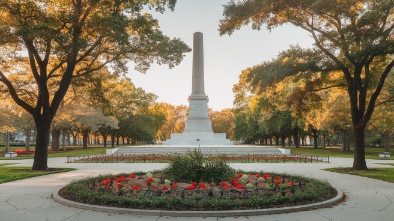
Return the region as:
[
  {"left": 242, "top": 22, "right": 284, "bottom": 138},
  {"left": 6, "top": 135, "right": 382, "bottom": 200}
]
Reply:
[{"left": 0, "top": 155, "right": 393, "bottom": 221}]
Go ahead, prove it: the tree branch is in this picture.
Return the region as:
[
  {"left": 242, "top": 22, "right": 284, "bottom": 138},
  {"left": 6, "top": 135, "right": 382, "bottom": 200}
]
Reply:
[{"left": 0, "top": 71, "right": 35, "bottom": 115}]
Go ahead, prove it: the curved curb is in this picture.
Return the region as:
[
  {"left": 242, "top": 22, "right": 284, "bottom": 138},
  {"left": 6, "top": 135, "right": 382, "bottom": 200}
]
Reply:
[{"left": 53, "top": 187, "right": 344, "bottom": 217}]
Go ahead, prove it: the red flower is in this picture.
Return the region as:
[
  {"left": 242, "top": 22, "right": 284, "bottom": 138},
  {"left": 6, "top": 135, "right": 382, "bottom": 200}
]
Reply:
[
  {"left": 146, "top": 178, "right": 154, "bottom": 184},
  {"left": 198, "top": 182, "right": 206, "bottom": 190},
  {"left": 131, "top": 185, "right": 139, "bottom": 190},
  {"left": 191, "top": 182, "right": 197, "bottom": 187},
  {"left": 220, "top": 182, "right": 232, "bottom": 189},
  {"left": 101, "top": 178, "right": 111, "bottom": 185},
  {"left": 222, "top": 184, "right": 231, "bottom": 189},
  {"left": 263, "top": 174, "right": 271, "bottom": 179},
  {"left": 187, "top": 185, "right": 196, "bottom": 190},
  {"left": 118, "top": 176, "right": 126, "bottom": 182},
  {"left": 255, "top": 173, "right": 261, "bottom": 178},
  {"left": 274, "top": 176, "right": 280, "bottom": 181},
  {"left": 275, "top": 181, "right": 281, "bottom": 186},
  {"left": 236, "top": 173, "right": 243, "bottom": 179},
  {"left": 233, "top": 180, "right": 239, "bottom": 186},
  {"left": 162, "top": 185, "right": 169, "bottom": 191},
  {"left": 115, "top": 183, "right": 121, "bottom": 188},
  {"left": 129, "top": 174, "right": 136, "bottom": 178},
  {"left": 171, "top": 184, "right": 177, "bottom": 190},
  {"left": 286, "top": 182, "right": 294, "bottom": 186},
  {"left": 229, "top": 177, "right": 237, "bottom": 184},
  {"left": 150, "top": 185, "right": 158, "bottom": 190},
  {"left": 235, "top": 184, "right": 246, "bottom": 189}
]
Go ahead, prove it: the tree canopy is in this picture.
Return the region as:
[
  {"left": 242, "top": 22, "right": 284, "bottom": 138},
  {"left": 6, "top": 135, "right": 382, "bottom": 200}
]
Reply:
[
  {"left": 0, "top": 0, "right": 191, "bottom": 170},
  {"left": 220, "top": 0, "right": 394, "bottom": 169}
]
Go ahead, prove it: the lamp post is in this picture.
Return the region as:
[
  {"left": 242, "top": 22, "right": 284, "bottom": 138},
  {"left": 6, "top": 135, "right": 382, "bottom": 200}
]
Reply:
[{"left": 196, "top": 138, "right": 200, "bottom": 148}]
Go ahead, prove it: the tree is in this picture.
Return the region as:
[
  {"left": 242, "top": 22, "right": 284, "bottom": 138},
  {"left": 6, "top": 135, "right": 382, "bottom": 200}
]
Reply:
[
  {"left": 209, "top": 108, "right": 235, "bottom": 140},
  {"left": 220, "top": 0, "right": 394, "bottom": 170},
  {"left": 0, "top": 0, "right": 190, "bottom": 170},
  {"left": 160, "top": 104, "right": 188, "bottom": 139}
]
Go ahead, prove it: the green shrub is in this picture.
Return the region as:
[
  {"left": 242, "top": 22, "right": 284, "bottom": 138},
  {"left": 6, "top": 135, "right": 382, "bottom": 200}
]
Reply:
[{"left": 164, "top": 149, "right": 234, "bottom": 183}]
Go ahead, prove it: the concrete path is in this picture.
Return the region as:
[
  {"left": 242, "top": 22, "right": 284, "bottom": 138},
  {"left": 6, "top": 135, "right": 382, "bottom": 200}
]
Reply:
[{"left": 0, "top": 156, "right": 393, "bottom": 221}]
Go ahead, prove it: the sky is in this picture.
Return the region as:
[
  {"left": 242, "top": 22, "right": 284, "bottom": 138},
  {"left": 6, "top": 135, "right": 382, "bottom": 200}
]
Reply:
[{"left": 128, "top": 0, "right": 314, "bottom": 111}]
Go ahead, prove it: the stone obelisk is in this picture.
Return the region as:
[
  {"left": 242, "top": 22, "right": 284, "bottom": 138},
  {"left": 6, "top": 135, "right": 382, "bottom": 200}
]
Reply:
[
  {"left": 183, "top": 32, "right": 213, "bottom": 133},
  {"left": 163, "top": 32, "right": 232, "bottom": 146}
]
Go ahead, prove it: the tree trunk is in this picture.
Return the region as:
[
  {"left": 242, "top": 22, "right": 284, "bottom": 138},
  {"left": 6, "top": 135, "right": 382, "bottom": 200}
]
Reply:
[
  {"left": 111, "top": 134, "right": 115, "bottom": 147},
  {"left": 353, "top": 127, "right": 368, "bottom": 170},
  {"left": 5, "top": 132, "right": 10, "bottom": 153},
  {"left": 66, "top": 133, "right": 71, "bottom": 146},
  {"left": 51, "top": 128, "right": 61, "bottom": 151},
  {"left": 341, "top": 132, "right": 351, "bottom": 152},
  {"left": 293, "top": 131, "right": 300, "bottom": 148},
  {"left": 82, "top": 129, "right": 89, "bottom": 149},
  {"left": 312, "top": 130, "right": 318, "bottom": 149},
  {"left": 274, "top": 135, "right": 279, "bottom": 145},
  {"left": 24, "top": 127, "right": 31, "bottom": 152},
  {"left": 381, "top": 131, "right": 390, "bottom": 153},
  {"left": 103, "top": 135, "right": 107, "bottom": 148},
  {"left": 322, "top": 133, "right": 326, "bottom": 149},
  {"left": 61, "top": 129, "right": 66, "bottom": 149},
  {"left": 72, "top": 133, "right": 77, "bottom": 146},
  {"left": 32, "top": 123, "right": 50, "bottom": 170}
]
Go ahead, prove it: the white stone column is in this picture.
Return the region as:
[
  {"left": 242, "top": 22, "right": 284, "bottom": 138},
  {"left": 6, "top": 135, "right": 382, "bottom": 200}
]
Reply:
[{"left": 191, "top": 32, "right": 205, "bottom": 95}]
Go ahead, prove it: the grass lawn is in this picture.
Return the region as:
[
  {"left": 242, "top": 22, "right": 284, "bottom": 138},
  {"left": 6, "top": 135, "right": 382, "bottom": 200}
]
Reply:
[
  {"left": 287, "top": 146, "right": 394, "bottom": 160},
  {"left": 0, "top": 146, "right": 107, "bottom": 160},
  {"left": 324, "top": 167, "right": 394, "bottom": 183},
  {"left": 0, "top": 164, "right": 75, "bottom": 184}
]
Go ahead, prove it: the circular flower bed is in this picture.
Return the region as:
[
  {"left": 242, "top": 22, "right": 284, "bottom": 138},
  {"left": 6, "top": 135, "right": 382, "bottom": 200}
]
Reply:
[{"left": 59, "top": 170, "right": 337, "bottom": 211}]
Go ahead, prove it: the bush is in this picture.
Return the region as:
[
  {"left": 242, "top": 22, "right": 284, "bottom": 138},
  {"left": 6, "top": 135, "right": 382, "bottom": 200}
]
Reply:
[{"left": 164, "top": 149, "right": 234, "bottom": 183}]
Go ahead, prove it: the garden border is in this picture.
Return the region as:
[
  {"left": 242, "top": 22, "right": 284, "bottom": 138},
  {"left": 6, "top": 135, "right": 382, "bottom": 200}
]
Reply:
[{"left": 52, "top": 187, "right": 344, "bottom": 217}]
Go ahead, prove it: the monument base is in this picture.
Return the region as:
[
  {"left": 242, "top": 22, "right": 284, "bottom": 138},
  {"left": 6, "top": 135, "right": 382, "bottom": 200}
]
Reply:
[{"left": 163, "top": 132, "right": 233, "bottom": 145}]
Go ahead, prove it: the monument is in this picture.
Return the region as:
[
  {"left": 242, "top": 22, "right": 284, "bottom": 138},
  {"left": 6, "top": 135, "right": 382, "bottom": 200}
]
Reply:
[{"left": 164, "top": 32, "right": 232, "bottom": 146}]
